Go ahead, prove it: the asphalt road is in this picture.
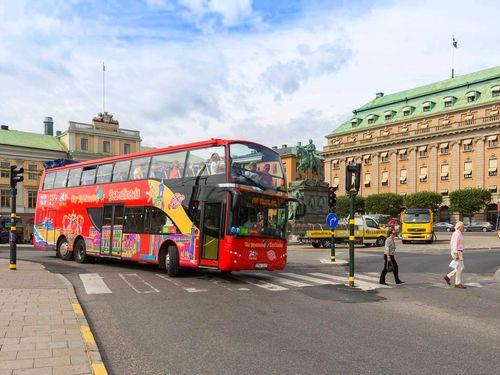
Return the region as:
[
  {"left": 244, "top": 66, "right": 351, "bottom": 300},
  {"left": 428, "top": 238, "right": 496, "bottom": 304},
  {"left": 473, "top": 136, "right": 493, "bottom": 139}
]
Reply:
[{"left": 2, "top": 235, "right": 500, "bottom": 375}]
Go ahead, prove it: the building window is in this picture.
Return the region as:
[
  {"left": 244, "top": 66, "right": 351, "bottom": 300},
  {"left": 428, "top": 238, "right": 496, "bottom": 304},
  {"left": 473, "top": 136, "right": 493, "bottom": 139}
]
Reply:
[
  {"left": 466, "top": 94, "right": 476, "bottom": 102},
  {"left": 463, "top": 140, "right": 473, "bottom": 151},
  {"left": 124, "top": 143, "right": 131, "bottom": 154},
  {"left": 463, "top": 161, "right": 472, "bottom": 179},
  {"left": 333, "top": 177, "right": 340, "bottom": 189},
  {"left": 440, "top": 143, "right": 449, "bottom": 154},
  {"left": 489, "top": 185, "right": 498, "bottom": 193},
  {"left": 381, "top": 171, "right": 389, "bottom": 186},
  {"left": 399, "top": 150, "right": 407, "bottom": 160},
  {"left": 489, "top": 159, "right": 498, "bottom": 176},
  {"left": 400, "top": 169, "right": 407, "bottom": 184},
  {"left": 419, "top": 167, "right": 428, "bottom": 183},
  {"left": 493, "top": 88, "right": 500, "bottom": 97},
  {"left": 418, "top": 147, "right": 427, "bottom": 157},
  {"left": 364, "top": 156, "right": 371, "bottom": 165},
  {"left": 0, "top": 189, "right": 9, "bottom": 207},
  {"left": 103, "top": 141, "right": 111, "bottom": 154},
  {"left": 28, "top": 191, "right": 37, "bottom": 208},
  {"left": 380, "top": 153, "right": 388, "bottom": 163},
  {"left": 364, "top": 173, "right": 371, "bottom": 187},
  {"left": 441, "top": 164, "right": 449, "bottom": 181},
  {"left": 332, "top": 160, "right": 339, "bottom": 169},
  {"left": 0, "top": 162, "right": 9, "bottom": 178},
  {"left": 488, "top": 136, "right": 498, "bottom": 148},
  {"left": 81, "top": 138, "right": 88, "bottom": 151},
  {"left": 403, "top": 110, "right": 410, "bottom": 116},
  {"left": 441, "top": 190, "right": 449, "bottom": 196},
  {"left": 28, "top": 164, "right": 38, "bottom": 180},
  {"left": 444, "top": 101, "right": 452, "bottom": 107}
]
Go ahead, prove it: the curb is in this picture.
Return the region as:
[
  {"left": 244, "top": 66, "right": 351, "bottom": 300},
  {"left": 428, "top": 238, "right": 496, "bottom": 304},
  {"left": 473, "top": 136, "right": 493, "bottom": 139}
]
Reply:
[{"left": 55, "top": 273, "right": 108, "bottom": 375}]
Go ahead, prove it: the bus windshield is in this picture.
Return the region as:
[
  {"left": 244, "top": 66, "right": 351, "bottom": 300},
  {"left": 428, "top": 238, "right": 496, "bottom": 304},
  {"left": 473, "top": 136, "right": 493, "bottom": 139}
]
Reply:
[
  {"left": 229, "top": 142, "right": 286, "bottom": 192},
  {"left": 404, "top": 213, "right": 430, "bottom": 223},
  {"left": 231, "top": 192, "right": 288, "bottom": 240}
]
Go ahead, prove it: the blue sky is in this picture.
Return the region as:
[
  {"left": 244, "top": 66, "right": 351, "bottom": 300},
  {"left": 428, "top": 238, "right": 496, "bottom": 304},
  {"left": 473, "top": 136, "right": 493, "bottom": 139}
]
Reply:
[{"left": 1, "top": 0, "right": 499, "bottom": 149}]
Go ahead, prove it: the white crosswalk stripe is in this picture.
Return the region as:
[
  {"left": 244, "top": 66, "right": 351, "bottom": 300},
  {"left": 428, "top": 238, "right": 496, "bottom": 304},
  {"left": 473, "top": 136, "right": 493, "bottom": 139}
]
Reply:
[
  {"left": 278, "top": 272, "right": 339, "bottom": 285},
  {"left": 252, "top": 273, "right": 313, "bottom": 288},
  {"left": 308, "top": 273, "right": 390, "bottom": 291},
  {"left": 230, "top": 275, "right": 289, "bottom": 291},
  {"left": 80, "top": 273, "right": 112, "bottom": 294}
]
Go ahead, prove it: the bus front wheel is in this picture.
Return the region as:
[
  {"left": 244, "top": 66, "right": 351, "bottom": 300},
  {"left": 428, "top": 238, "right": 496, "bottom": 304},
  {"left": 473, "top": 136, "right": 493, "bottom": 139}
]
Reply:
[
  {"left": 57, "top": 238, "right": 74, "bottom": 261},
  {"left": 166, "top": 245, "right": 180, "bottom": 277},
  {"left": 74, "top": 239, "right": 89, "bottom": 264}
]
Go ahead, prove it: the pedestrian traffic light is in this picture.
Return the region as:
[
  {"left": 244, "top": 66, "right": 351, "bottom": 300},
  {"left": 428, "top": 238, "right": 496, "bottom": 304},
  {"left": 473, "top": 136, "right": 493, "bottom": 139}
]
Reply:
[
  {"left": 345, "top": 163, "right": 361, "bottom": 192},
  {"left": 10, "top": 165, "right": 24, "bottom": 188},
  {"left": 328, "top": 186, "right": 337, "bottom": 212}
]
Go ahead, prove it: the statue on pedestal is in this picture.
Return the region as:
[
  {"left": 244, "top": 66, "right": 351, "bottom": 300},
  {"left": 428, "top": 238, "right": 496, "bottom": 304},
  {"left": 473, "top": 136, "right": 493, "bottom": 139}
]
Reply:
[{"left": 296, "top": 139, "right": 324, "bottom": 180}]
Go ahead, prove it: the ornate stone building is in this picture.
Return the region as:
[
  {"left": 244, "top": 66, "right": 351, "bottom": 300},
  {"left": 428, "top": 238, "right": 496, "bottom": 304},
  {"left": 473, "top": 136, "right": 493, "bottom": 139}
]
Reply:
[{"left": 323, "top": 66, "right": 500, "bottom": 223}]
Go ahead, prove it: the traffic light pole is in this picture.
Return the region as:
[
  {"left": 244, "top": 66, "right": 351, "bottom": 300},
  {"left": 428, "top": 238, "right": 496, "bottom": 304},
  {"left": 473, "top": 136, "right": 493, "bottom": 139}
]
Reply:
[
  {"left": 348, "top": 190, "right": 356, "bottom": 287},
  {"left": 330, "top": 229, "right": 335, "bottom": 262},
  {"left": 9, "top": 188, "right": 17, "bottom": 270}
]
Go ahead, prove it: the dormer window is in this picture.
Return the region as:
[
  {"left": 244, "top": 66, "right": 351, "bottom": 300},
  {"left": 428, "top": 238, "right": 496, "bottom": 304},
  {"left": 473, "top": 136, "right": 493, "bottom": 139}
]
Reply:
[
  {"left": 492, "top": 86, "right": 500, "bottom": 97},
  {"left": 466, "top": 91, "right": 479, "bottom": 102},
  {"left": 443, "top": 96, "right": 456, "bottom": 108},
  {"left": 367, "top": 114, "right": 378, "bottom": 124},
  {"left": 351, "top": 118, "right": 361, "bottom": 127},
  {"left": 402, "top": 106, "right": 414, "bottom": 117},
  {"left": 384, "top": 110, "right": 395, "bottom": 120},
  {"left": 422, "top": 101, "right": 434, "bottom": 112}
]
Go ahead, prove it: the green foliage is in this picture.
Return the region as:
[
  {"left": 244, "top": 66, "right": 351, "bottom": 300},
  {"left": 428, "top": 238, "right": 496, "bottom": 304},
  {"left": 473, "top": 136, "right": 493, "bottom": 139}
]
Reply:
[
  {"left": 365, "top": 193, "right": 405, "bottom": 217},
  {"left": 404, "top": 191, "right": 443, "bottom": 213},
  {"left": 449, "top": 188, "right": 492, "bottom": 219},
  {"left": 336, "top": 195, "right": 365, "bottom": 218}
]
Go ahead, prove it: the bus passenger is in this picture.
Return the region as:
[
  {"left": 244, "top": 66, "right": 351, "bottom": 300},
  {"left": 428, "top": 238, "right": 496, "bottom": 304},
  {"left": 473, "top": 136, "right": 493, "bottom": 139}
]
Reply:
[
  {"left": 259, "top": 164, "right": 273, "bottom": 185},
  {"left": 133, "top": 167, "right": 144, "bottom": 179},
  {"left": 209, "top": 153, "right": 221, "bottom": 174},
  {"left": 169, "top": 160, "right": 181, "bottom": 179},
  {"left": 185, "top": 161, "right": 196, "bottom": 177}
]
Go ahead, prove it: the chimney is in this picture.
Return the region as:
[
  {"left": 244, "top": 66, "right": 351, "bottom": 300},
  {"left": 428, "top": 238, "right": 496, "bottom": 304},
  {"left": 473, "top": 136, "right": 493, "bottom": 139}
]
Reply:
[
  {"left": 43, "top": 117, "right": 53, "bottom": 136},
  {"left": 282, "top": 144, "right": 287, "bottom": 148},
  {"left": 56, "top": 130, "right": 62, "bottom": 136},
  {"left": 297, "top": 141, "right": 301, "bottom": 146},
  {"left": 1, "top": 125, "right": 8, "bottom": 130},
  {"left": 272, "top": 146, "right": 278, "bottom": 150},
  {"left": 376, "top": 92, "right": 384, "bottom": 98}
]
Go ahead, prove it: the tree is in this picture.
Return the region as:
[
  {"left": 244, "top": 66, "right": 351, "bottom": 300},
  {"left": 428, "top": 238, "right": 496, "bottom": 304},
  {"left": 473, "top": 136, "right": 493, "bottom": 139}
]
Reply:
[
  {"left": 449, "top": 188, "right": 492, "bottom": 223},
  {"left": 365, "top": 193, "right": 405, "bottom": 217},
  {"left": 336, "top": 195, "right": 365, "bottom": 218},
  {"left": 404, "top": 191, "right": 443, "bottom": 214}
]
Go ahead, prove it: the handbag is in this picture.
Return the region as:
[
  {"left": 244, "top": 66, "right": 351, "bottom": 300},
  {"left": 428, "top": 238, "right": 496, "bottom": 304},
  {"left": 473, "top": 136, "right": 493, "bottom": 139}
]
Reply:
[{"left": 387, "top": 263, "right": 394, "bottom": 272}]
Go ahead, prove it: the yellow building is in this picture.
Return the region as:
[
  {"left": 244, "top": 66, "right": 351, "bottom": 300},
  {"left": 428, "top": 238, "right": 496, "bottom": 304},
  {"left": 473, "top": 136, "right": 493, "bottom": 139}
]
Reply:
[{"left": 323, "top": 66, "right": 500, "bottom": 223}]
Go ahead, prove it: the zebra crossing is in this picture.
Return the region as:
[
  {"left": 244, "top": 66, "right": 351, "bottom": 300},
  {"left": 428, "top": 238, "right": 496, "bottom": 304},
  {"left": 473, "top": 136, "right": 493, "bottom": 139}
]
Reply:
[{"left": 78, "top": 271, "right": 498, "bottom": 295}]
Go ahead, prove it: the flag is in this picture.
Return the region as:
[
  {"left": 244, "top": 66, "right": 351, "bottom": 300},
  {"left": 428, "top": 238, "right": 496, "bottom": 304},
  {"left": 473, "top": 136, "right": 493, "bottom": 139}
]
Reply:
[{"left": 453, "top": 36, "right": 458, "bottom": 48}]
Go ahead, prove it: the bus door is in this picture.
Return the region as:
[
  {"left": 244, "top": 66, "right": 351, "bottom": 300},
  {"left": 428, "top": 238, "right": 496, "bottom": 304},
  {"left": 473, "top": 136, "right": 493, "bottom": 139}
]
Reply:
[
  {"left": 101, "top": 204, "right": 124, "bottom": 256},
  {"left": 199, "top": 202, "right": 223, "bottom": 267},
  {"left": 46, "top": 210, "right": 57, "bottom": 249}
]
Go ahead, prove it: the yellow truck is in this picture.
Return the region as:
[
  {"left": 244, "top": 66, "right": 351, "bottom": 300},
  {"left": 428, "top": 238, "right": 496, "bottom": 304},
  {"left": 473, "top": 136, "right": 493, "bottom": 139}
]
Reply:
[
  {"left": 302, "top": 215, "right": 388, "bottom": 248},
  {"left": 400, "top": 208, "right": 434, "bottom": 244}
]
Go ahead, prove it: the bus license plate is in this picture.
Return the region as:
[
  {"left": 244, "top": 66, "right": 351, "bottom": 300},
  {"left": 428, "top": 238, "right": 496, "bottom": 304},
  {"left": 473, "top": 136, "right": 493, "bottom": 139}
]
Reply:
[{"left": 254, "top": 263, "right": 268, "bottom": 269}]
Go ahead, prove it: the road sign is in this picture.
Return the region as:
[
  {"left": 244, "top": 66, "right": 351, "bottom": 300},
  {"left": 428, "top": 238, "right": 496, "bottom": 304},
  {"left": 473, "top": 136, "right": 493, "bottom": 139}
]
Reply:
[{"left": 326, "top": 213, "right": 339, "bottom": 229}]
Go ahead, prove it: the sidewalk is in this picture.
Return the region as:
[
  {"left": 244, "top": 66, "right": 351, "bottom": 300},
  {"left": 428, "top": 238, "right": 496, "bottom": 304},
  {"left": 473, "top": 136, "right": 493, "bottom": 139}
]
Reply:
[{"left": 0, "top": 259, "right": 106, "bottom": 375}]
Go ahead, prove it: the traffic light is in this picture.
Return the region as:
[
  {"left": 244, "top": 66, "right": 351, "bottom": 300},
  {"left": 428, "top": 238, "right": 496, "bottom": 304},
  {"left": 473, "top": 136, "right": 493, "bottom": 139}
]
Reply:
[
  {"left": 10, "top": 165, "right": 24, "bottom": 188},
  {"left": 345, "top": 163, "right": 361, "bottom": 192},
  {"left": 328, "top": 186, "right": 337, "bottom": 212}
]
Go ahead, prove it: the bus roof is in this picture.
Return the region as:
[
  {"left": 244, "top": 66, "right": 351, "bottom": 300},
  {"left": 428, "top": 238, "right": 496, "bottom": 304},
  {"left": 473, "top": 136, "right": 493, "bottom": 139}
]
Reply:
[{"left": 42, "top": 138, "right": 274, "bottom": 173}]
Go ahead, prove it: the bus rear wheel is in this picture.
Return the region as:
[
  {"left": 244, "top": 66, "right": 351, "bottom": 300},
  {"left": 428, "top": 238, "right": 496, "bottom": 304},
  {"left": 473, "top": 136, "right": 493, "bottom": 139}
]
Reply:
[
  {"left": 74, "top": 239, "right": 89, "bottom": 264},
  {"left": 165, "top": 245, "right": 180, "bottom": 277},
  {"left": 57, "top": 238, "right": 74, "bottom": 261}
]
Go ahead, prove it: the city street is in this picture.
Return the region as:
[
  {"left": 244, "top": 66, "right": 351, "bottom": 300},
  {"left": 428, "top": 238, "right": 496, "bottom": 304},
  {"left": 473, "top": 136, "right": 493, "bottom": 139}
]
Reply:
[{"left": 2, "top": 232, "right": 500, "bottom": 375}]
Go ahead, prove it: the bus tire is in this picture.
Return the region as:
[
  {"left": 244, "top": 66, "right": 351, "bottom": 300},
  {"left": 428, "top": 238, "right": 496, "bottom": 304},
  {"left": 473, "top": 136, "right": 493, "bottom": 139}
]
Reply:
[
  {"left": 57, "top": 238, "right": 74, "bottom": 261},
  {"left": 311, "top": 241, "right": 321, "bottom": 248},
  {"left": 166, "top": 245, "right": 180, "bottom": 277},
  {"left": 74, "top": 239, "right": 89, "bottom": 264},
  {"left": 376, "top": 236, "right": 386, "bottom": 247}
]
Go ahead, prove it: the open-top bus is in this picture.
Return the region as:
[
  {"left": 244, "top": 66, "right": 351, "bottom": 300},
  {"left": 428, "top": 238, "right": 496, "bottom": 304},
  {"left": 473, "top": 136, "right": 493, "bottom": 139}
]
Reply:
[{"left": 34, "top": 139, "right": 303, "bottom": 276}]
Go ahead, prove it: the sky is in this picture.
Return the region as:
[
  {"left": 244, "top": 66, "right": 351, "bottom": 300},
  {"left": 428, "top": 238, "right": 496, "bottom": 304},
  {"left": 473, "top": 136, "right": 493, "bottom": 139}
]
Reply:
[{"left": 1, "top": 0, "right": 500, "bottom": 151}]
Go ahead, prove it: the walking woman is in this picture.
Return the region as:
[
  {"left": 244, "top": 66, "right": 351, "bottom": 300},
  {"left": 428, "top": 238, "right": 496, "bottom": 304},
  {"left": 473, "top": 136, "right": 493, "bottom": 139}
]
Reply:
[{"left": 379, "top": 229, "right": 405, "bottom": 285}]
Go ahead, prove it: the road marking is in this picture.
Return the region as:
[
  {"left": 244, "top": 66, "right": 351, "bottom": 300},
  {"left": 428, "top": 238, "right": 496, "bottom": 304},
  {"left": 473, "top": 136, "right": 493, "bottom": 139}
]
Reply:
[
  {"left": 231, "top": 275, "right": 289, "bottom": 291},
  {"left": 253, "top": 273, "right": 312, "bottom": 288},
  {"left": 119, "top": 273, "right": 160, "bottom": 294},
  {"left": 308, "top": 273, "right": 390, "bottom": 290},
  {"left": 279, "top": 272, "right": 339, "bottom": 285},
  {"left": 156, "top": 274, "right": 208, "bottom": 293},
  {"left": 80, "top": 273, "right": 112, "bottom": 294}
]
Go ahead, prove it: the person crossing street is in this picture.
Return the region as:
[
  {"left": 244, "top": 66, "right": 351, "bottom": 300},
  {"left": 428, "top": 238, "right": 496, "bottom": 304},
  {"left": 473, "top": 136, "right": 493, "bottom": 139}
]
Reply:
[
  {"left": 444, "top": 221, "right": 466, "bottom": 288},
  {"left": 379, "top": 229, "right": 405, "bottom": 285}
]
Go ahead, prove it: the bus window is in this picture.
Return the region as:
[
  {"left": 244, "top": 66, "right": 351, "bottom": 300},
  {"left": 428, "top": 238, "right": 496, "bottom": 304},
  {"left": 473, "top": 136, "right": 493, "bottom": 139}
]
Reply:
[
  {"left": 130, "top": 157, "right": 151, "bottom": 180},
  {"left": 150, "top": 151, "right": 187, "bottom": 180},
  {"left": 53, "top": 170, "right": 68, "bottom": 188},
  {"left": 144, "top": 206, "right": 168, "bottom": 234},
  {"left": 43, "top": 172, "right": 56, "bottom": 190},
  {"left": 123, "top": 207, "right": 144, "bottom": 233},
  {"left": 67, "top": 168, "right": 82, "bottom": 187},
  {"left": 81, "top": 166, "right": 97, "bottom": 186},
  {"left": 96, "top": 164, "right": 113, "bottom": 184},
  {"left": 112, "top": 160, "right": 130, "bottom": 182},
  {"left": 187, "top": 147, "right": 225, "bottom": 177}
]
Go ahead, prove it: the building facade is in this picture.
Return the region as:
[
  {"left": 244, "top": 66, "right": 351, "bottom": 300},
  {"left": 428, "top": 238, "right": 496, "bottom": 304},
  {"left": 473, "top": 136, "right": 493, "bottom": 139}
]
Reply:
[
  {"left": 323, "top": 66, "right": 500, "bottom": 223},
  {"left": 0, "top": 113, "right": 142, "bottom": 241}
]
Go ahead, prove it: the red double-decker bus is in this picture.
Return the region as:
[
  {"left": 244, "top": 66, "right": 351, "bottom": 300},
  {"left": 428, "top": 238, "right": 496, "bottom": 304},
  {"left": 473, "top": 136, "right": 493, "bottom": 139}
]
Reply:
[{"left": 34, "top": 139, "right": 303, "bottom": 276}]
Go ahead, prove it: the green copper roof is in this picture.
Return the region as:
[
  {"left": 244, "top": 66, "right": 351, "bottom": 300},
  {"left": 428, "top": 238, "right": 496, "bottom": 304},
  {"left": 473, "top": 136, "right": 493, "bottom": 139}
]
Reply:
[
  {"left": 0, "top": 129, "right": 67, "bottom": 151},
  {"left": 331, "top": 65, "right": 500, "bottom": 135}
]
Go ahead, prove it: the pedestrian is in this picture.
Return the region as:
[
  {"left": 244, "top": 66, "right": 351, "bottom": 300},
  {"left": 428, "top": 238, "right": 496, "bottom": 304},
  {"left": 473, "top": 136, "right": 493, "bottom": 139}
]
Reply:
[
  {"left": 444, "top": 221, "right": 466, "bottom": 288},
  {"left": 379, "top": 229, "right": 405, "bottom": 285}
]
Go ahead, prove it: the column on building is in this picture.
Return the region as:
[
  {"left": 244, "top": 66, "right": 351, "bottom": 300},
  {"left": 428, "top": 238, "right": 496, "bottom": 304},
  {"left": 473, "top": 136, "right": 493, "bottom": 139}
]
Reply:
[
  {"left": 324, "top": 159, "right": 332, "bottom": 187},
  {"left": 340, "top": 159, "right": 346, "bottom": 194},
  {"left": 429, "top": 144, "right": 438, "bottom": 192},
  {"left": 451, "top": 141, "right": 461, "bottom": 191},
  {"left": 409, "top": 147, "right": 417, "bottom": 193},
  {"left": 475, "top": 137, "right": 485, "bottom": 188},
  {"left": 372, "top": 154, "right": 379, "bottom": 194},
  {"left": 390, "top": 151, "right": 397, "bottom": 193}
]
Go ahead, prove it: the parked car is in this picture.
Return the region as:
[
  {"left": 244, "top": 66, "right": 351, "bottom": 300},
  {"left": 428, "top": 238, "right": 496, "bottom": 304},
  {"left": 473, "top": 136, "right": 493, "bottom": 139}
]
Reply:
[
  {"left": 464, "top": 222, "right": 494, "bottom": 232},
  {"left": 433, "top": 222, "right": 455, "bottom": 232}
]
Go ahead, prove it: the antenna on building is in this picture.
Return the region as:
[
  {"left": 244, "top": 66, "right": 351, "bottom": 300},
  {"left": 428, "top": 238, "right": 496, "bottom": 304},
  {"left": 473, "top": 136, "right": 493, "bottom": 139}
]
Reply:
[{"left": 102, "top": 62, "right": 106, "bottom": 112}]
